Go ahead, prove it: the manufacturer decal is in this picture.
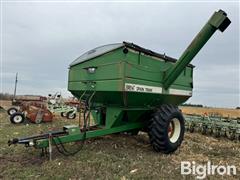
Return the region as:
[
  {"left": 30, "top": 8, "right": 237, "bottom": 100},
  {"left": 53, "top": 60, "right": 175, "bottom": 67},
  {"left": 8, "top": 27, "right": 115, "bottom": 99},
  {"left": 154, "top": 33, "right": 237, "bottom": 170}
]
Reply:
[
  {"left": 125, "top": 83, "right": 162, "bottom": 94},
  {"left": 125, "top": 83, "right": 192, "bottom": 96}
]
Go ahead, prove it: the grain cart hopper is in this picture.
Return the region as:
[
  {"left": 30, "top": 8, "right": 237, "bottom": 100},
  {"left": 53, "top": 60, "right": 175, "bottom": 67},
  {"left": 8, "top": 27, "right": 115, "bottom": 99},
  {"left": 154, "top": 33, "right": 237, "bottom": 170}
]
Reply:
[{"left": 8, "top": 10, "right": 231, "bottom": 156}]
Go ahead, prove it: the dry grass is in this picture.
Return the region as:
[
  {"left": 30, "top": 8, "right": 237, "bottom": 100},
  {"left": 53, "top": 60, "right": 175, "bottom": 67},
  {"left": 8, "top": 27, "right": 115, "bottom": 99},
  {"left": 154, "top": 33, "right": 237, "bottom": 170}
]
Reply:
[
  {"left": 0, "top": 101, "right": 240, "bottom": 179},
  {"left": 180, "top": 106, "right": 240, "bottom": 119},
  {"left": 0, "top": 100, "right": 12, "bottom": 110}
]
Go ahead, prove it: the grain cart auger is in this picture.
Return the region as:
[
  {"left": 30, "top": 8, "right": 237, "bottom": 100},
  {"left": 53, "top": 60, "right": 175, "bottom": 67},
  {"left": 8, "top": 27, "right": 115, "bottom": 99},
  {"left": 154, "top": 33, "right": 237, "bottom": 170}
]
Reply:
[{"left": 8, "top": 10, "right": 231, "bottom": 157}]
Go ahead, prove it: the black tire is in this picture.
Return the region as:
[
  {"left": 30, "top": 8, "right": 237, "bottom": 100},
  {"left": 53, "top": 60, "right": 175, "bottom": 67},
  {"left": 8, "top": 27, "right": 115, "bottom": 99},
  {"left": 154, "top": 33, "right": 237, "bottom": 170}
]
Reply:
[
  {"left": 66, "top": 111, "right": 76, "bottom": 119},
  {"left": 10, "top": 112, "right": 25, "bottom": 124},
  {"left": 35, "top": 118, "right": 42, "bottom": 124},
  {"left": 206, "top": 127, "right": 213, "bottom": 135},
  {"left": 189, "top": 124, "right": 195, "bottom": 133},
  {"left": 226, "top": 130, "right": 235, "bottom": 140},
  {"left": 61, "top": 112, "right": 67, "bottom": 117},
  {"left": 237, "top": 134, "right": 240, "bottom": 141},
  {"left": 7, "top": 107, "right": 18, "bottom": 115},
  {"left": 200, "top": 126, "right": 207, "bottom": 135},
  {"left": 212, "top": 128, "right": 220, "bottom": 138},
  {"left": 148, "top": 104, "right": 185, "bottom": 154}
]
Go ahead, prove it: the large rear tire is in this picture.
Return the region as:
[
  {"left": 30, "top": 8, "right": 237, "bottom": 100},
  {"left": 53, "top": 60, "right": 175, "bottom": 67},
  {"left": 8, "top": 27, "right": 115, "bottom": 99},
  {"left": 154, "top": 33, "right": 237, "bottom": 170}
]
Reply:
[{"left": 148, "top": 104, "right": 185, "bottom": 154}]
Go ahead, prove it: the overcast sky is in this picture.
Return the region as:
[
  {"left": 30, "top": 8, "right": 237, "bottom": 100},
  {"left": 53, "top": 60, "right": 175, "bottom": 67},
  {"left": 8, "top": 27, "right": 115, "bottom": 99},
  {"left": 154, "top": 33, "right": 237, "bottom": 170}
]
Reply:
[{"left": 1, "top": 1, "right": 239, "bottom": 108}]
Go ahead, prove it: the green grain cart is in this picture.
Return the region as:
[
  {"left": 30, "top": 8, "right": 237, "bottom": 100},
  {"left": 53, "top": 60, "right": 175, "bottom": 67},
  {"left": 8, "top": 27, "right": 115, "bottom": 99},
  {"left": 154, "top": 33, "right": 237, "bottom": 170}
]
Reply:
[{"left": 9, "top": 10, "right": 231, "bottom": 156}]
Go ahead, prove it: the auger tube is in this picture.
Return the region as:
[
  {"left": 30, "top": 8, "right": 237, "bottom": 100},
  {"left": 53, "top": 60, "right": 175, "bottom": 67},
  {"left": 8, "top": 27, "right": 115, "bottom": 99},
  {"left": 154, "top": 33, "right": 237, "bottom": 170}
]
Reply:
[{"left": 163, "top": 9, "right": 231, "bottom": 89}]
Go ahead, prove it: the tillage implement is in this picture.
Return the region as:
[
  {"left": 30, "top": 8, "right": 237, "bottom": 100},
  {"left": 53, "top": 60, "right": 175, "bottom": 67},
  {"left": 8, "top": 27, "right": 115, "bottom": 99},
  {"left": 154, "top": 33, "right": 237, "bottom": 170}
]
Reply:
[{"left": 185, "top": 114, "right": 240, "bottom": 141}]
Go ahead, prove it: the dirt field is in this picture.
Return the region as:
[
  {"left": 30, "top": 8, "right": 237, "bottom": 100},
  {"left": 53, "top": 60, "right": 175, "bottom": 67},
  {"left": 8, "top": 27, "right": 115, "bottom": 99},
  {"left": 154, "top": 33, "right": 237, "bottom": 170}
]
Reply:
[
  {"left": 180, "top": 106, "right": 240, "bottom": 119},
  {"left": 0, "top": 101, "right": 240, "bottom": 179},
  {"left": 0, "top": 100, "right": 12, "bottom": 110}
]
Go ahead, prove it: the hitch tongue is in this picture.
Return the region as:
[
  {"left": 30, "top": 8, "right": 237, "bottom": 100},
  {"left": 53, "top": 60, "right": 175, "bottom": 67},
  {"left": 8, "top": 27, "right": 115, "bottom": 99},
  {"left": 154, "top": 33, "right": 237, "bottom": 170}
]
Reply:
[
  {"left": 8, "top": 138, "right": 19, "bottom": 146},
  {"left": 8, "top": 138, "right": 34, "bottom": 147}
]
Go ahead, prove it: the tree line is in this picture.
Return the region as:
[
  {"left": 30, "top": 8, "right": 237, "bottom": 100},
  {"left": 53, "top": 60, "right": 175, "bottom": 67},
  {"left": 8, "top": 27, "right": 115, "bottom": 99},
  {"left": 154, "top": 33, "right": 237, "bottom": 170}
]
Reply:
[{"left": 0, "top": 93, "right": 14, "bottom": 100}]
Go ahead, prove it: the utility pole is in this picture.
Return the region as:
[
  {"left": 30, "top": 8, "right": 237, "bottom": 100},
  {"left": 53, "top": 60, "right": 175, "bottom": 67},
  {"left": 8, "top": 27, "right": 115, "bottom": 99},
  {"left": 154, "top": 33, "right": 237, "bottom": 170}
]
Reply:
[{"left": 13, "top": 72, "right": 18, "bottom": 101}]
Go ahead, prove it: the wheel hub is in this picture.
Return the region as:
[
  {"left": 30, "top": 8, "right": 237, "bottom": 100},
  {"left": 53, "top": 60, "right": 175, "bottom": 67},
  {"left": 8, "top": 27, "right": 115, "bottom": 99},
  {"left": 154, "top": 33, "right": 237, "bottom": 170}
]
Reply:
[
  {"left": 10, "top": 110, "right": 16, "bottom": 114},
  {"left": 168, "top": 118, "right": 181, "bottom": 143},
  {"left": 14, "top": 115, "right": 23, "bottom": 123},
  {"left": 168, "top": 122, "right": 174, "bottom": 138}
]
